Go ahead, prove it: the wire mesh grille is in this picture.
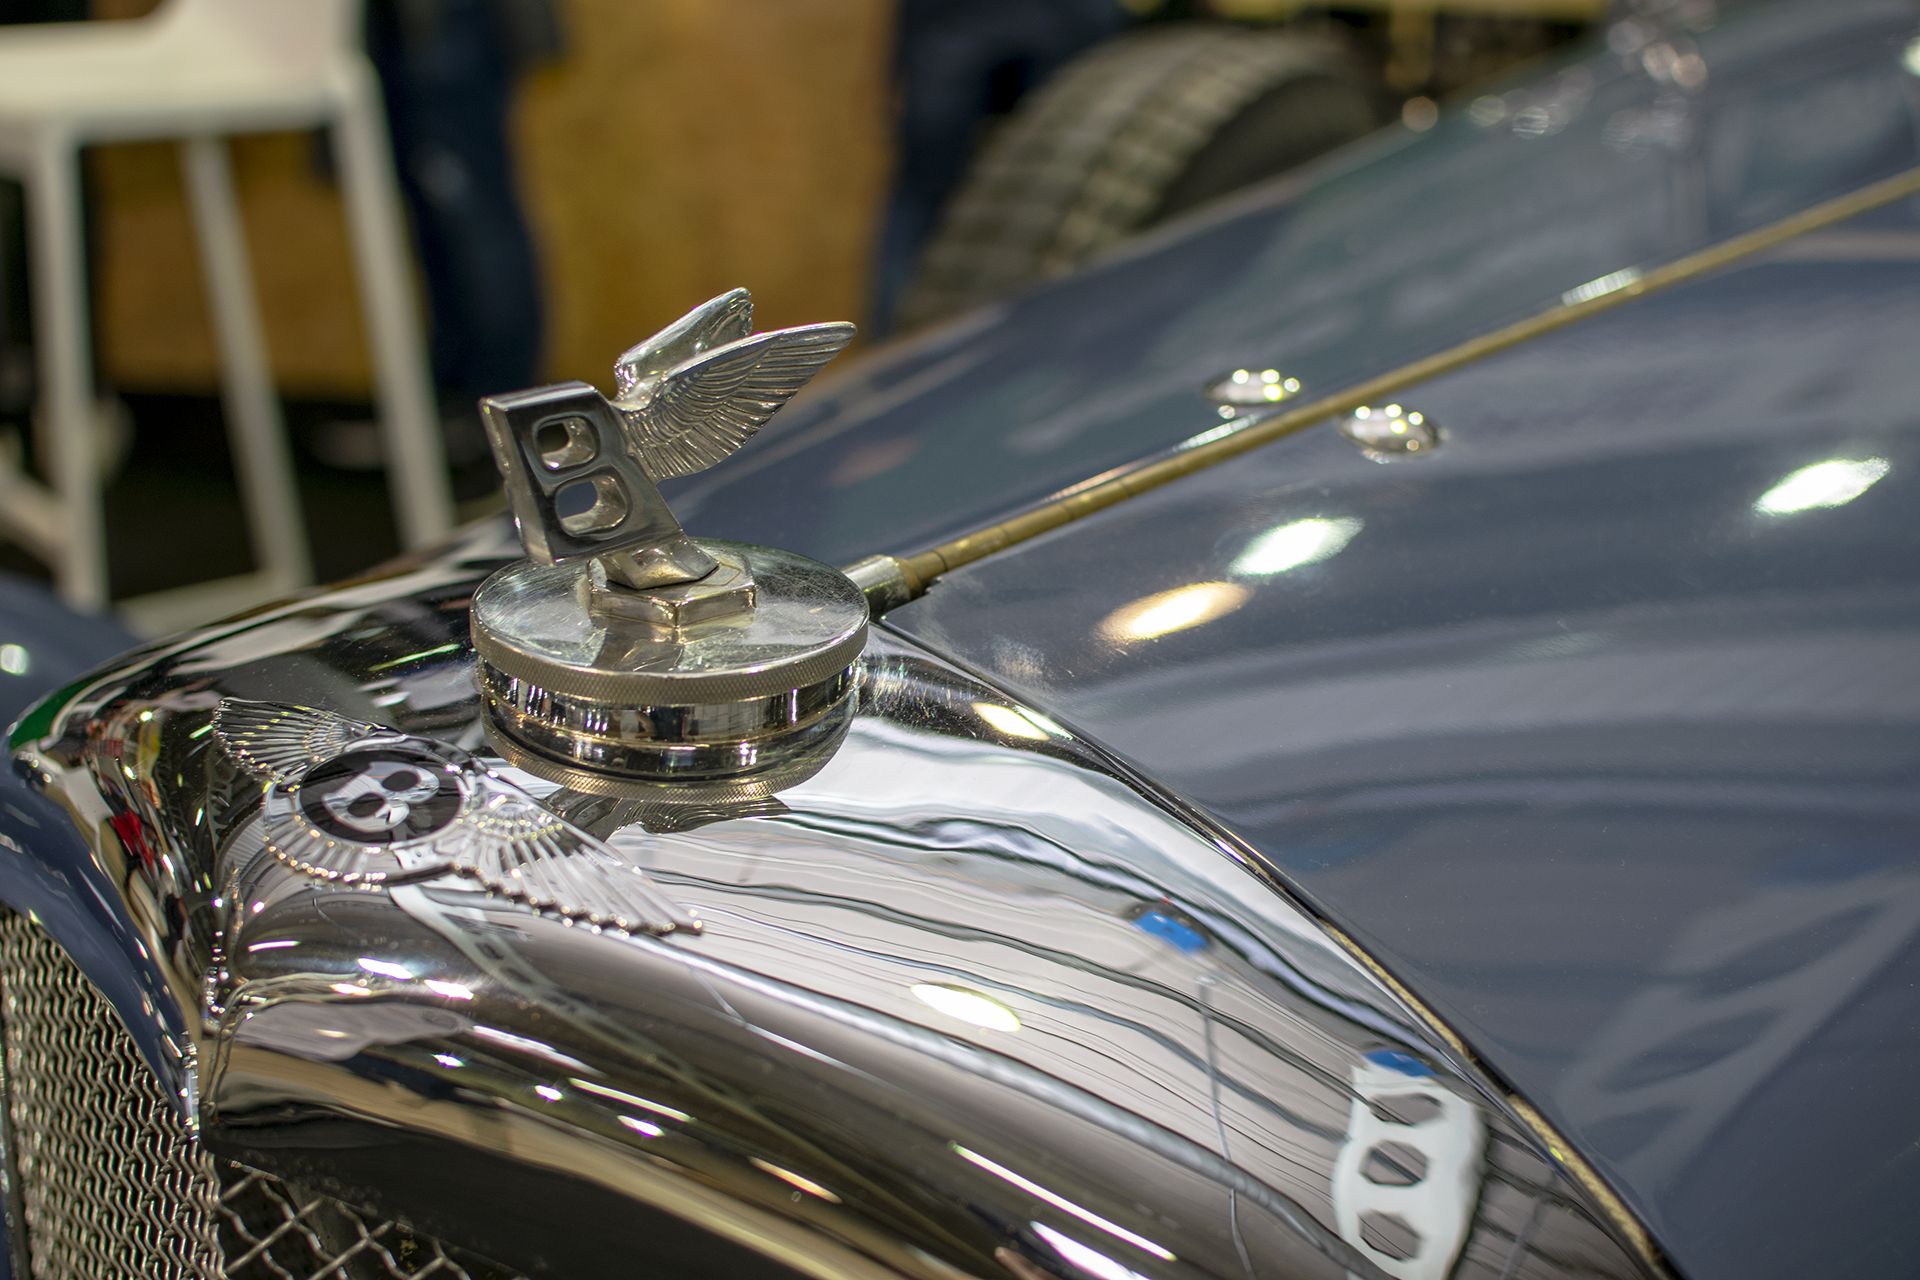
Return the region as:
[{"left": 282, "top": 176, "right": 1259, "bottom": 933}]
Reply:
[
  {"left": 0, "top": 912, "right": 523, "bottom": 1279},
  {"left": 0, "top": 910, "right": 223, "bottom": 1280}
]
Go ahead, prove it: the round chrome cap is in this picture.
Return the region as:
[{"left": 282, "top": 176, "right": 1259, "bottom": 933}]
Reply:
[{"left": 472, "top": 539, "right": 867, "bottom": 784}]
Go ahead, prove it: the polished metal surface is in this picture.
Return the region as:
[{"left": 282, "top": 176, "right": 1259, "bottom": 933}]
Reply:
[
  {"left": 472, "top": 541, "right": 868, "bottom": 707},
  {"left": 842, "top": 554, "right": 921, "bottom": 616},
  {"left": 590, "top": 545, "right": 756, "bottom": 628},
  {"left": 0, "top": 527, "right": 1653, "bottom": 1280},
  {"left": 609, "top": 289, "right": 857, "bottom": 485},
  {"left": 475, "top": 291, "right": 867, "bottom": 784},
  {"left": 479, "top": 288, "right": 853, "bottom": 595},
  {"left": 213, "top": 699, "right": 696, "bottom": 934},
  {"left": 0, "top": 910, "right": 525, "bottom": 1279},
  {"left": 1204, "top": 369, "right": 1303, "bottom": 408},
  {"left": 472, "top": 539, "right": 868, "bottom": 786},
  {"left": 1336, "top": 405, "right": 1438, "bottom": 459}
]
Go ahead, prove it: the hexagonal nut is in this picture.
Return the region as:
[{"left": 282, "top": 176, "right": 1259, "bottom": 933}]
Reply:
[{"left": 589, "top": 551, "right": 756, "bottom": 629}]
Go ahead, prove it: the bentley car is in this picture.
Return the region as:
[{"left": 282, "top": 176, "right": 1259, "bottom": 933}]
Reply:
[{"left": 2, "top": 1, "right": 1916, "bottom": 1278}]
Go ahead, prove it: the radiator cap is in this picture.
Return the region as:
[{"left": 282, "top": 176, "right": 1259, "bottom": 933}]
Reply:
[{"left": 471, "top": 289, "right": 864, "bottom": 787}]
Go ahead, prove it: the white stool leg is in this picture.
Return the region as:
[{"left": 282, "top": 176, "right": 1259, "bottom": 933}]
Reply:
[
  {"left": 25, "top": 135, "right": 105, "bottom": 611},
  {"left": 180, "top": 135, "right": 312, "bottom": 590},
  {"left": 330, "top": 74, "right": 454, "bottom": 549}
]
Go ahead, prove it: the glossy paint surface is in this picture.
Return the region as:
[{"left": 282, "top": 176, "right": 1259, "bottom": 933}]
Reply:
[
  {"left": 672, "top": 0, "right": 1920, "bottom": 572},
  {"left": 0, "top": 571, "right": 137, "bottom": 727},
  {"left": 1, "top": 524, "right": 1652, "bottom": 1280},
  {"left": 883, "top": 237, "right": 1920, "bottom": 1280}
]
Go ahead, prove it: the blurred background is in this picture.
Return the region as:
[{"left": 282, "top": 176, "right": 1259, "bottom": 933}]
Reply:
[{"left": 0, "top": 0, "right": 1601, "bottom": 638}]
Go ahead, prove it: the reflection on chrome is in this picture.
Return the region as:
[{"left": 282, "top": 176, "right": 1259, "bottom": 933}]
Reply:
[
  {"left": 911, "top": 983, "right": 1021, "bottom": 1032},
  {"left": 951, "top": 1144, "right": 1176, "bottom": 1261},
  {"left": 571, "top": 1078, "right": 691, "bottom": 1122},
  {"left": 1033, "top": 1221, "right": 1152, "bottom": 1280},
  {"left": 751, "top": 1157, "right": 844, "bottom": 1203},
  {"left": 1333, "top": 1056, "right": 1485, "bottom": 1280},
  {"left": 1232, "top": 517, "right": 1364, "bottom": 577},
  {"left": 1754, "top": 456, "right": 1889, "bottom": 515},
  {"left": 1099, "top": 581, "right": 1250, "bottom": 643},
  {"left": 1562, "top": 267, "right": 1642, "bottom": 306},
  {"left": 973, "top": 702, "right": 1052, "bottom": 741},
  {"left": 0, "top": 518, "right": 1660, "bottom": 1280}
]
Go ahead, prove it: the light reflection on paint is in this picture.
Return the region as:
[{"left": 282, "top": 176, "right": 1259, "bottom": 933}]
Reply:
[
  {"left": 1099, "top": 583, "right": 1249, "bottom": 644},
  {"left": 1230, "top": 517, "right": 1363, "bottom": 577},
  {"left": 358, "top": 957, "right": 411, "bottom": 980},
  {"left": 1754, "top": 457, "right": 1889, "bottom": 515},
  {"left": 912, "top": 984, "right": 1021, "bottom": 1032},
  {"left": 425, "top": 979, "right": 474, "bottom": 1000}
]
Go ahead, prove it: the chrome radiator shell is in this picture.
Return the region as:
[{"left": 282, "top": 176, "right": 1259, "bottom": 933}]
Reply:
[
  {"left": 0, "top": 520, "right": 1660, "bottom": 1280},
  {"left": 0, "top": 911, "right": 523, "bottom": 1279}
]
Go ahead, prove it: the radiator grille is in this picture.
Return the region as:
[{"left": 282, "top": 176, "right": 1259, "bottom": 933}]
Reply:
[{"left": 0, "top": 912, "right": 523, "bottom": 1279}]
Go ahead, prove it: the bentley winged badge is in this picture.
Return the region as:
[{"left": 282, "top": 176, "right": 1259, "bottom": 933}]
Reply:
[{"left": 214, "top": 699, "right": 700, "bottom": 935}]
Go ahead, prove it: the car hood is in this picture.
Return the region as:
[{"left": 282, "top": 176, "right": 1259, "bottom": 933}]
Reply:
[{"left": 680, "top": 3, "right": 1920, "bottom": 1278}]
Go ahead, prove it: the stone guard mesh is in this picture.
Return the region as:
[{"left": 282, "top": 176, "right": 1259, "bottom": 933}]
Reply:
[{"left": 0, "top": 912, "right": 523, "bottom": 1279}]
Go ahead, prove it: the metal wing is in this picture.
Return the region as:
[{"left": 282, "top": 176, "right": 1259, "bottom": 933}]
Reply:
[
  {"left": 612, "top": 288, "right": 754, "bottom": 397},
  {"left": 214, "top": 699, "right": 383, "bottom": 785},
  {"left": 438, "top": 780, "right": 701, "bottom": 936},
  {"left": 218, "top": 699, "right": 696, "bottom": 935},
  {"left": 620, "top": 321, "right": 857, "bottom": 480}
]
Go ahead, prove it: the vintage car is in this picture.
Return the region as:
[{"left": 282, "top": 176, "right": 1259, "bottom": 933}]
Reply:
[{"left": 1, "top": 0, "right": 1916, "bottom": 1277}]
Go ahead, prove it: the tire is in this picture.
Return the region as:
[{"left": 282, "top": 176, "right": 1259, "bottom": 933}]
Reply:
[{"left": 895, "top": 23, "right": 1381, "bottom": 330}]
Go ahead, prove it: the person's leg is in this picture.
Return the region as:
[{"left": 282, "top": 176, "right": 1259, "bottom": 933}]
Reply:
[{"left": 366, "top": 0, "right": 543, "bottom": 432}]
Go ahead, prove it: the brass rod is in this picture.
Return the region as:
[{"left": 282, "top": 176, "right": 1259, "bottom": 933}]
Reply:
[{"left": 898, "top": 163, "right": 1920, "bottom": 592}]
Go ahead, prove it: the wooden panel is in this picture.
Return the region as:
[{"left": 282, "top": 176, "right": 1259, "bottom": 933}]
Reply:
[
  {"left": 93, "top": 133, "right": 372, "bottom": 395},
  {"left": 88, "top": 0, "right": 892, "bottom": 396},
  {"left": 518, "top": 0, "right": 894, "bottom": 384}
]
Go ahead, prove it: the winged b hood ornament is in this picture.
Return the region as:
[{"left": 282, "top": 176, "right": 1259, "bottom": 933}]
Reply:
[
  {"left": 481, "top": 288, "right": 854, "bottom": 592},
  {"left": 470, "top": 290, "right": 870, "bottom": 796}
]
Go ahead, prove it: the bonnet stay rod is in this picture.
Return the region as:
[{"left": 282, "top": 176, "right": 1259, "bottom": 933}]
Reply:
[{"left": 845, "top": 163, "right": 1920, "bottom": 615}]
